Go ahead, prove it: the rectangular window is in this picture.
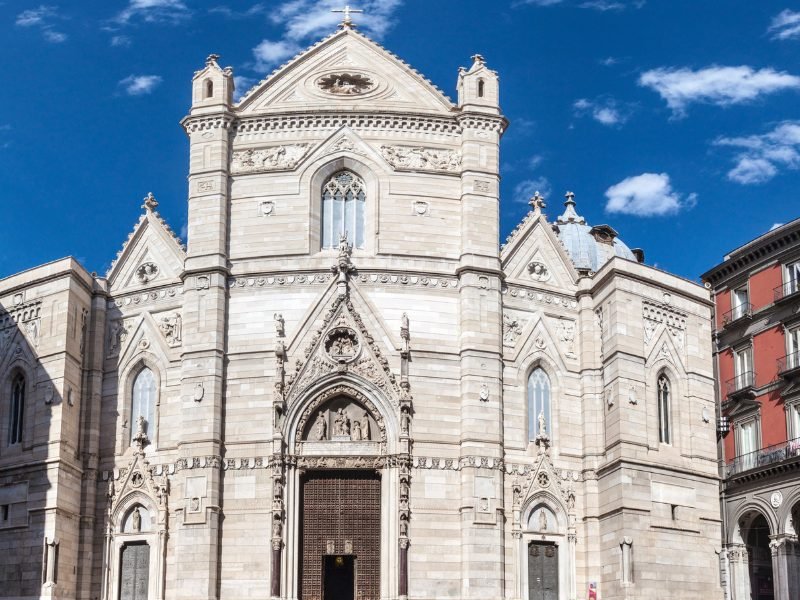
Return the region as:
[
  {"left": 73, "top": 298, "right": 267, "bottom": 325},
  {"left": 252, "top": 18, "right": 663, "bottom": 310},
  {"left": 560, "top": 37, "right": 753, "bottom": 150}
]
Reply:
[
  {"left": 788, "top": 326, "right": 800, "bottom": 370},
  {"left": 736, "top": 418, "right": 759, "bottom": 472},
  {"left": 734, "top": 346, "right": 753, "bottom": 390},
  {"left": 732, "top": 287, "right": 749, "bottom": 320},
  {"left": 788, "top": 403, "right": 800, "bottom": 441},
  {"left": 1, "top": 505, "right": 8, "bottom": 522},
  {"left": 787, "top": 260, "right": 800, "bottom": 296}
]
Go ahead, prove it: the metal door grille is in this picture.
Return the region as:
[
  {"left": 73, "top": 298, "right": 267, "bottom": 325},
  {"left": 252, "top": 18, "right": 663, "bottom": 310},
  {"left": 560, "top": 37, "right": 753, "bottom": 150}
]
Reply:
[{"left": 300, "top": 470, "right": 381, "bottom": 600}]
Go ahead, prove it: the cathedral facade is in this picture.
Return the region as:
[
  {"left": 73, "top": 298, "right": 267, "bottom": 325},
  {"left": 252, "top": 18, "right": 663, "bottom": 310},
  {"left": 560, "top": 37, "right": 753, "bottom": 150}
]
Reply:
[{"left": 0, "top": 23, "right": 724, "bottom": 600}]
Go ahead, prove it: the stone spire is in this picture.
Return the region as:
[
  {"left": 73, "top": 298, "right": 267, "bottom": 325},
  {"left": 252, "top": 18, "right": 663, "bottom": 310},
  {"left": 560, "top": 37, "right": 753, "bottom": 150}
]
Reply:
[{"left": 556, "top": 190, "right": 586, "bottom": 225}]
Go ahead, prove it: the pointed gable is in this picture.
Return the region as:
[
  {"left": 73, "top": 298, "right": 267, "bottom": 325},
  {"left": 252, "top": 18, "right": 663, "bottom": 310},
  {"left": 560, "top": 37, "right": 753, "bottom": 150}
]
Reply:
[
  {"left": 237, "top": 28, "right": 455, "bottom": 116},
  {"left": 501, "top": 208, "right": 579, "bottom": 290},
  {"left": 107, "top": 195, "right": 186, "bottom": 294}
]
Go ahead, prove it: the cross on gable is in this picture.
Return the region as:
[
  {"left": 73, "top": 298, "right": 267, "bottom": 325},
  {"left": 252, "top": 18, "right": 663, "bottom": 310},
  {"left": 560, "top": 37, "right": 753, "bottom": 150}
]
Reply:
[{"left": 332, "top": 4, "right": 363, "bottom": 28}]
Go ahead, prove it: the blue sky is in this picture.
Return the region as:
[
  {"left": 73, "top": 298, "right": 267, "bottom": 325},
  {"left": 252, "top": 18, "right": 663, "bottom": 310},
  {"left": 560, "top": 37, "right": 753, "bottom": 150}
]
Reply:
[{"left": 2, "top": 0, "right": 799, "bottom": 281}]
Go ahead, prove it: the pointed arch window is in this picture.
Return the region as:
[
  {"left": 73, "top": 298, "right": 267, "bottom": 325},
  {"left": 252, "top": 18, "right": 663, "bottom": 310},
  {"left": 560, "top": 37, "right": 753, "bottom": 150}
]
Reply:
[
  {"left": 657, "top": 375, "right": 671, "bottom": 444},
  {"left": 321, "top": 170, "right": 366, "bottom": 250},
  {"left": 131, "top": 368, "right": 156, "bottom": 445},
  {"left": 528, "top": 368, "right": 551, "bottom": 441},
  {"left": 8, "top": 374, "right": 24, "bottom": 445}
]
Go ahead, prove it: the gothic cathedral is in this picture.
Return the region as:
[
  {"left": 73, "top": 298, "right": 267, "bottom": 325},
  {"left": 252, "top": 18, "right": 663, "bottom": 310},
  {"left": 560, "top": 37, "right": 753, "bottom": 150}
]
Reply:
[{"left": 0, "top": 21, "right": 724, "bottom": 600}]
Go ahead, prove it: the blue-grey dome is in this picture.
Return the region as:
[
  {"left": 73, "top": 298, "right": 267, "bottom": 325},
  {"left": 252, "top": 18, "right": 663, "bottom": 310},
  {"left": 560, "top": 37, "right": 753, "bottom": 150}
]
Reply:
[{"left": 553, "top": 192, "right": 638, "bottom": 272}]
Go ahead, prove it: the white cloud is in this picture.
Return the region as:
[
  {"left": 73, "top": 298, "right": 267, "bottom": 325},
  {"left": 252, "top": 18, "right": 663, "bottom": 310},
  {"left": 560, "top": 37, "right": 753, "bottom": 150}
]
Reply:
[
  {"left": 769, "top": 9, "right": 800, "bottom": 40},
  {"left": 516, "top": 0, "right": 642, "bottom": 8},
  {"left": 233, "top": 75, "right": 258, "bottom": 101},
  {"left": 573, "top": 97, "right": 630, "bottom": 126},
  {"left": 579, "top": 1, "right": 624, "bottom": 10},
  {"left": 111, "top": 35, "right": 132, "bottom": 47},
  {"left": 253, "top": 39, "right": 302, "bottom": 70},
  {"left": 604, "top": 173, "right": 696, "bottom": 216},
  {"left": 115, "top": 0, "right": 190, "bottom": 25},
  {"left": 0, "top": 124, "right": 10, "bottom": 150},
  {"left": 638, "top": 65, "right": 800, "bottom": 116},
  {"left": 599, "top": 56, "right": 620, "bottom": 67},
  {"left": 209, "top": 4, "right": 268, "bottom": 19},
  {"left": 16, "top": 5, "right": 67, "bottom": 43},
  {"left": 514, "top": 177, "right": 552, "bottom": 205},
  {"left": 251, "top": 0, "right": 404, "bottom": 70},
  {"left": 119, "top": 75, "right": 163, "bottom": 95},
  {"left": 714, "top": 121, "right": 800, "bottom": 184}
]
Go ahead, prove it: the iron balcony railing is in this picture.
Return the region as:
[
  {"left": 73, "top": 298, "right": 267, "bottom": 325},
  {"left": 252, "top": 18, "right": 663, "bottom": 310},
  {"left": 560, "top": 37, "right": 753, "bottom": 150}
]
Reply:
[
  {"left": 727, "top": 436, "right": 800, "bottom": 477},
  {"left": 777, "top": 351, "right": 800, "bottom": 376},
  {"left": 774, "top": 280, "right": 800, "bottom": 303},
  {"left": 722, "top": 302, "right": 753, "bottom": 326},
  {"left": 725, "top": 371, "right": 756, "bottom": 397}
]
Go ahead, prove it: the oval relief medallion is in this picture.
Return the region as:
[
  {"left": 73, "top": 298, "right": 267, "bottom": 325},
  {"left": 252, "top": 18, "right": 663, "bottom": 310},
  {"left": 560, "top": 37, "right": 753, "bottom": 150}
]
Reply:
[
  {"left": 317, "top": 72, "right": 374, "bottom": 95},
  {"left": 324, "top": 327, "right": 360, "bottom": 363}
]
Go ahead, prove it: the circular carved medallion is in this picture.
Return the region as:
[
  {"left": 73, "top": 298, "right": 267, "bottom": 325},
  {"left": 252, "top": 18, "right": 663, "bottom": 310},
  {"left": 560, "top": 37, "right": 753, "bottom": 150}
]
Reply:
[
  {"left": 130, "top": 471, "right": 144, "bottom": 488},
  {"left": 771, "top": 491, "right": 783, "bottom": 508},
  {"left": 136, "top": 262, "right": 159, "bottom": 283},
  {"left": 324, "top": 327, "right": 360, "bottom": 363},
  {"left": 537, "top": 472, "right": 550, "bottom": 488},
  {"left": 317, "top": 72, "right": 374, "bottom": 95}
]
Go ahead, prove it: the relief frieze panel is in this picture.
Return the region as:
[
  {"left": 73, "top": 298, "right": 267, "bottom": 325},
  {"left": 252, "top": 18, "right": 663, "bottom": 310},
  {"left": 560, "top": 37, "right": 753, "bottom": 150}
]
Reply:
[
  {"left": 380, "top": 145, "right": 462, "bottom": 173},
  {"left": 231, "top": 144, "right": 311, "bottom": 174}
]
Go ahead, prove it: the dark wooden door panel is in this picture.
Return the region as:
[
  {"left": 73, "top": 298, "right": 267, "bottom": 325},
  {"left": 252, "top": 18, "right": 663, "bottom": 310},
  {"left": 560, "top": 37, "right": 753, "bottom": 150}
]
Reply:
[
  {"left": 300, "top": 471, "right": 381, "bottom": 600},
  {"left": 119, "top": 542, "right": 149, "bottom": 600},
  {"left": 528, "top": 542, "right": 558, "bottom": 600}
]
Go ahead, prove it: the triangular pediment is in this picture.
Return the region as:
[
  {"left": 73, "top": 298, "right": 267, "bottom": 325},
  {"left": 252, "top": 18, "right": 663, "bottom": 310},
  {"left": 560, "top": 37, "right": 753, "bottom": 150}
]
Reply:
[
  {"left": 107, "top": 208, "right": 186, "bottom": 294},
  {"left": 502, "top": 213, "right": 578, "bottom": 290},
  {"left": 505, "top": 315, "right": 569, "bottom": 369},
  {"left": 283, "top": 284, "right": 405, "bottom": 409},
  {"left": 646, "top": 328, "right": 686, "bottom": 372},
  {"left": 237, "top": 28, "right": 455, "bottom": 115},
  {"left": 518, "top": 450, "right": 574, "bottom": 510}
]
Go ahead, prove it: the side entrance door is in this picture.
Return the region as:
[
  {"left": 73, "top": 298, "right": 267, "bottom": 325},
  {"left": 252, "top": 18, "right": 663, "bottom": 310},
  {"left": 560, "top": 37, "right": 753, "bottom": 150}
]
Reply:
[{"left": 528, "top": 542, "right": 558, "bottom": 600}]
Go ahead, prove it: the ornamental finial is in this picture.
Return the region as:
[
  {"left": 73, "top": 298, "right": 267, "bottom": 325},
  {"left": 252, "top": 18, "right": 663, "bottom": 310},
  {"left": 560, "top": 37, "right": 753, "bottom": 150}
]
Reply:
[
  {"left": 471, "top": 54, "right": 485, "bottom": 66},
  {"left": 332, "top": 4, "right": 363, "bottom": 29},
  {"left": 206, "top": 53, "right": 220, "bottom": 67},
  {"left": 529, "top": 191, "right": 546, "bottom": 216},
  {"left": 564, "top": 190, "right": 576, "bottom": 206},
  {"left": 142, "top": 192, "right": 158, "bottom": 212}
]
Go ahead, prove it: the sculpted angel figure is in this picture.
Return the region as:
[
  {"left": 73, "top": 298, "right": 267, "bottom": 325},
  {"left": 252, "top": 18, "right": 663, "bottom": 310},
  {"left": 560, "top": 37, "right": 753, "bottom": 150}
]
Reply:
[{"left": 360, "top": 411, "right": 370, "bottom": 440}]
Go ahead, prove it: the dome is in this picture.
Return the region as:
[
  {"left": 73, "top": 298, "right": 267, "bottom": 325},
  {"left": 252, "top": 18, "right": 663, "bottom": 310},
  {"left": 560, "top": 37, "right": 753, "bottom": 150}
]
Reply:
[{"left": 553, "top": 192, "right": 639, "bottom": 272}]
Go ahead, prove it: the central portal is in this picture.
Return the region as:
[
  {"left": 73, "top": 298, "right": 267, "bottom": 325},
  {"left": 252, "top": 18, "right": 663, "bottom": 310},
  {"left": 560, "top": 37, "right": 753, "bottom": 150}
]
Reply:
[{"left": 300, "top": 470, "right": 381, "bottom": 600}]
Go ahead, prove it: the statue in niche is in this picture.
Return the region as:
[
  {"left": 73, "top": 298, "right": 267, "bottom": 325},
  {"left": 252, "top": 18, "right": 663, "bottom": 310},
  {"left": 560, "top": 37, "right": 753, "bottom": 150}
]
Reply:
[
  {"left": 334, "top": 408, "right": 351, "bottom": 437},
  {"left": 273, "top": 478, "right": 283, "bottom": 502},
  {"left": 314, "top": 412, "right": 328, "bottom": 441},
  {"left": 132, "top": 507, "right": 142, "bottom": 533},
  {"left": 538, "top": 508, "right": 548, "bottom": 532},
  {"left": 538, "top": 410, "right": 548, "bottom": 438},
  {"left": 360, "top": 411, "right": 370, "bottom": 441},
  {"left": 352, "top": 420, "right": 362, "bottom": 441}
]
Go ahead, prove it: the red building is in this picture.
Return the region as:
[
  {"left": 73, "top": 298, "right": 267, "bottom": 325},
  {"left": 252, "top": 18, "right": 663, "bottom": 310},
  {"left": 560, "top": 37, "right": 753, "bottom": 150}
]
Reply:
[{"left": 702, "top": 218, "right": 800, "bottom": 600}]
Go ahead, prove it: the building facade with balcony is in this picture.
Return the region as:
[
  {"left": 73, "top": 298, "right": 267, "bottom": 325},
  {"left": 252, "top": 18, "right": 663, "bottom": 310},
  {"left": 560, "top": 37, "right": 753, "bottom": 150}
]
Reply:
[{"left": 703, "top": 218, "right": 800, "bottom": 600}]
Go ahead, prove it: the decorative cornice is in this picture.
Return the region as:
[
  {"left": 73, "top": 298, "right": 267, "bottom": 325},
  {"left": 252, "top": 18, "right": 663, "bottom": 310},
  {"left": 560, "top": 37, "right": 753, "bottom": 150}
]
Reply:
[
  {"left": 232, "top": 112, "right": 462, "bottom": 135},
  {"left": 109, "top": 286, "right": 183, "bottom": 309},
  {"left": 227, "top": 271, "right": 459, "bottom": 290},
  {"left": 181, "top": 113, "right": 236, "bottom": 134},
  {"left": 502, "top": 284, "right": 578, "bottom": 310}
]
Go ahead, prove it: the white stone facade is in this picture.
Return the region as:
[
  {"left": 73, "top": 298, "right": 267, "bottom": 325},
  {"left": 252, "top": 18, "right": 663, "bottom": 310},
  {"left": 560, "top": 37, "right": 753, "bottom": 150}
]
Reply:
[{"left": 0, "top": 25, "right": 723, "bottom": 600}]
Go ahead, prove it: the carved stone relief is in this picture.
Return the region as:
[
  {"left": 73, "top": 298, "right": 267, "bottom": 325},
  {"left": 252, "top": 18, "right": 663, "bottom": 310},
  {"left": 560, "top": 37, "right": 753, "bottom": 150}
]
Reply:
[
  {"left": 301, "top": 395, "right": 378, "bottom": 443},
  {"left": 324, "top": 327, "right": 360, "bottom": 363},
  {"left": 502, "top": 313, "right": 523, "bottom": 345},
  {"left": 231, "top": 144, "right": 311, "bottom": 174},
  {"left": 380, "top": 145, "right": 461, "bottom": 172},
  {"left": 316, "top": 72, "right": 374, "bottom": 95},
  {"left": 554, "top": 318, "right": 577, "bottom": 358},
  {"left": 528, "top": 261, "right": 551, "bottom": 282},
  {"left": 135, "top": 262, "right": 159, "bottom": 284},
  {"left": 157, "top": 313, "right": 182, "bottom": 347}
]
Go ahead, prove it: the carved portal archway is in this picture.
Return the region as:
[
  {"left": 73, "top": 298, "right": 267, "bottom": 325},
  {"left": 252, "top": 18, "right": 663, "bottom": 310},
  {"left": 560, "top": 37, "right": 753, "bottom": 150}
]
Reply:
[{"left": 277, "top": 378, "right": 407, "bottom": 600}]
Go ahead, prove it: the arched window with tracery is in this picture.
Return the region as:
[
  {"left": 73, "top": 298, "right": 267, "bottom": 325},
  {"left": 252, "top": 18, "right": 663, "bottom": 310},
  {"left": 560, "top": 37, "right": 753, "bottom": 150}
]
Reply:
[
  {"left": 528, "top": 368, "right": 551, "bottom": 441},
  {"left": 131, "top": 368, "right": 157, "bottom": 445},
  {"left": 321, "top": 170, "right": 366, "bottom": 250},
  {"left": 8, "top": 374, "right": 24, "bottom": 445},
  {"left": 657, "top": 374, "right": 671, "bottom": 444}
]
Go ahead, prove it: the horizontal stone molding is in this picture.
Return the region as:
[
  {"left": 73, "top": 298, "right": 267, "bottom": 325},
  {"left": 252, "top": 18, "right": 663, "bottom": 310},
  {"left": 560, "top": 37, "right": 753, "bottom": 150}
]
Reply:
[
  {"left": 109, "top": 286, "right": 183, "bottom": 309},
  {"left": 502, "top": 285, "right": 578, "bottom": 310},
  {"left": 232, "top": 113, "right": 463, "bottom": 135}
]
